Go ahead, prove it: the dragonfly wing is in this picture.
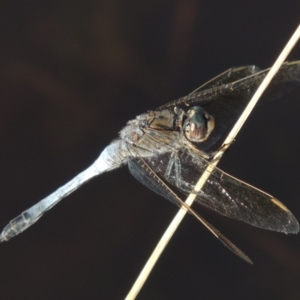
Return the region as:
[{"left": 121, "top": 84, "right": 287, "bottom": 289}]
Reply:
[
  {"left": 158, "top": 61, "right": 300, "bottom": 152},
  {"left": 199, "top": 168, "right": 299, "bottom": 234},
  {"left": 127, "top": 153, "right": 253, "bottom": 263},
  {"left": 128, "top": 157, "right": 180, "bottom": 206},
  {"left": 146, "top": 148, "right": 299, "bottom": 234},
  {"left": 188, "top": 65, "right": 260, "bottom": 94}
]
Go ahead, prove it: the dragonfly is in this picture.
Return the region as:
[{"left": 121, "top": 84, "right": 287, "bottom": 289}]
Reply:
[{"left": 1, "top": 61, "right": 300, "bottom": 263}]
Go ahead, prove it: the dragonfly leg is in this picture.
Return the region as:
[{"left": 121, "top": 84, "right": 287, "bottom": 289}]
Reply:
[{"left": 164, "top": 152, "right": 192, "bottom": 193}]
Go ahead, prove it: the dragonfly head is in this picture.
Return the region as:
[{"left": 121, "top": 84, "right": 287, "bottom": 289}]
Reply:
[{"left": 183, "top": 106, "right": 215, "bottom": 142}]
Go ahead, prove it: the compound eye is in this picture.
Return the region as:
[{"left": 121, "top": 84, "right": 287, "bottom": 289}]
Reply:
[{"left": 184, "top": 106, "right": 215, "bottom": 142}]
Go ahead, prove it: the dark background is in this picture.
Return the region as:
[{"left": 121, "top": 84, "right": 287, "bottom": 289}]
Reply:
[{"left": 0, "top": 1, "right": 300, "bottom": 299}]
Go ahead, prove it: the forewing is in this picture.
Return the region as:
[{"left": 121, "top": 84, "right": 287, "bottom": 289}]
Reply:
[
  {"left": 187, "top": 65, "right": 260, "bottom": 94},
  {"left": 158, "top": 61, "right": 300, "bottom": 152}
]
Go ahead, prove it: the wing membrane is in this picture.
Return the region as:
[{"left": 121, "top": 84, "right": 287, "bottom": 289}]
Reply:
[
  {"left": 158, "top": 61, "right": 300, "bottom": 152},
  {"left": 140, "top": 147, "right": 299, "bottom": 234},
  {"left": 188, "top": 65, "right": 260, "bottom": 94},
  {"left": 127, "top": 149, "right": 253, "bottom": 263}
]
